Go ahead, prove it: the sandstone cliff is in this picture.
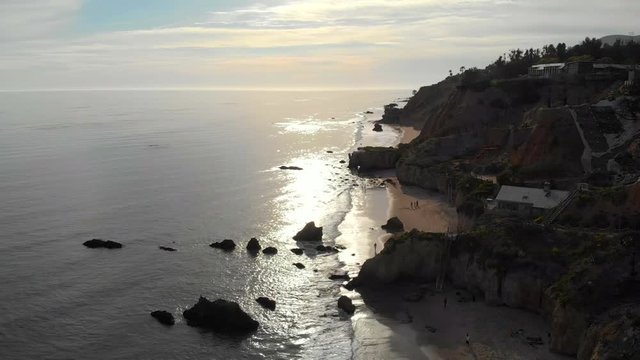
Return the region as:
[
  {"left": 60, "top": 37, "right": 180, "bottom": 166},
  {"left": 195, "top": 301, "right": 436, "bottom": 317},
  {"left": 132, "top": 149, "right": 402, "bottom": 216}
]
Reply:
[{"left": 351, "top": 223, "right": 640, "bottom": 358}]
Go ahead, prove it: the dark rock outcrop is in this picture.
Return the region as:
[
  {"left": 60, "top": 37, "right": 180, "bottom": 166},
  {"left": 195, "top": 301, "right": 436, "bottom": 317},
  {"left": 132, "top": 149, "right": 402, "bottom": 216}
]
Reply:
[
  {"left": 83, "top": 239, "right": 122, "bottom": 249},
  {"left": 293, "top": 222, "right": 323, "bottom": 241},
  {"left": 279, "top": 166, "right": 303, "bottom": 170},
  {"left": 329, "top": 270, "right": 350, "bottom": 281},
  {"left": 158, "top": 246, "right": 176, "bottom": 252},
  {"left": 316, "top": 245, "right": 339, "bottom": 253},
  {"left": 183, "top": 297, "right": 258, "bottom": 334},
  {"left": 381, "top": 217, "right": 404, "bottom": 232},
  {"left": 210, "top": 239, "right": 236, "bottom": 251},
  {"left": 372, "top": 123, "right": 383, "bottom": 132},
  {"left": 246, "top": 238, "right": 261, "bottom": 252},
  {"left": 150, "top": 310, "right": 175, "bottom": 326},
  {"left": 293, "top": 262, "right": 305, "bottom": 269},
  {"left": 290, "top": 248, "right": 304, "bottom": 255},
  {"left": 337, "top": 296, "right": 356, "bottom": 315},
  {"left": 348, "top": 147, "right": 399, "bottom": 171},
  {"left": 255, "top": 297, "right": 276, "bottom": 311},
  {"left": 262, "top": 247, "right": 278, "bottom": 255}
]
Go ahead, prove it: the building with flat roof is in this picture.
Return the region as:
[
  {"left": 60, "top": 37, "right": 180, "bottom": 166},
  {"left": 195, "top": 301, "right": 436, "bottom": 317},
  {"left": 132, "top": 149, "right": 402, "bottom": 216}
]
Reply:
[
  {"left": 528, "top": 63, "right": 565, "bottom": 78},
  {"left": 494, "top": 184, "right": 570, "bottom": 216}
]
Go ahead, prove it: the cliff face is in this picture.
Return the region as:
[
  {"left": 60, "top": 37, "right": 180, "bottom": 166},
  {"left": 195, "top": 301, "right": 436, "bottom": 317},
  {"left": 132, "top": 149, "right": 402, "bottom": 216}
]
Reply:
[
  {"left": 352, "top": 225, "right": 640, "bottom": 358},
  {"left": 510, "top": 107, "right": 585, "bottom": 177},
  {"left": 348, "top": 147, "right": 399, "bottom": 170}
]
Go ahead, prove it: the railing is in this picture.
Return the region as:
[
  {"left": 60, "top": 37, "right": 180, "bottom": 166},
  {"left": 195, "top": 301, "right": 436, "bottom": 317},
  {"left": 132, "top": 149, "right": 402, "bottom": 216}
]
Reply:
[{"left": 543, "top": 189, "right": 579, "bottom": 226}]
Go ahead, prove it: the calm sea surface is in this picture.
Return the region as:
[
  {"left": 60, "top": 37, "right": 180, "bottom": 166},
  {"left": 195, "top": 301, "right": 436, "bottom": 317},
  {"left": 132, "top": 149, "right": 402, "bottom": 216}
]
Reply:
[{"left": 0, "top": 89, "right": 407, "bottom": 359}]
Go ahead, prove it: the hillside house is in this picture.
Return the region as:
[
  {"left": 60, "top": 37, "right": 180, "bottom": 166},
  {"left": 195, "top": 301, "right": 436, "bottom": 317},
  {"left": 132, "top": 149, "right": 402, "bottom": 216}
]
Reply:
[
  {"left": 494, "top": 184, "right": 570, "bottom": 216},
  {"left": 528, "top": 63, "right": 565, "bottom": 78}
]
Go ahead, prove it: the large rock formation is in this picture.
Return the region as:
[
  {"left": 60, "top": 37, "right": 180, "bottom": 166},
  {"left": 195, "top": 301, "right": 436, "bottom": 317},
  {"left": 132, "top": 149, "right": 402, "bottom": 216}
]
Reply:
[
  {"left": 83, "top": 239, "right": 122, "bottom": 249},
  {"left": 183, "top": 297, "right": 258, "bottom": 334},
  {"left": 293, "top": 222, "right": 323, "bottom": 241},
  {"left": 348, "top": 147, "right": 399, "bottom": 171}
]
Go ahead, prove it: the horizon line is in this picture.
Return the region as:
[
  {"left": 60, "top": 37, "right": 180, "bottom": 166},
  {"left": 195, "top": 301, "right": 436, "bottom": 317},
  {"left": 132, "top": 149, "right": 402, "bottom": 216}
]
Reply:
[{"left": 0, "top": 86, "right": 415, "bottom": 93}]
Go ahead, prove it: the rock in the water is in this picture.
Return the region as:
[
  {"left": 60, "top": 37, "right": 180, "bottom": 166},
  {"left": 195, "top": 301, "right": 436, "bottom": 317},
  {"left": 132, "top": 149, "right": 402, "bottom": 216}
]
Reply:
[
  {"left": 293, "top": 262, "right": 305, "bottom": 269},
  {"left": 316, "top": 245, "right": 339, "bottom": 253},
  {"left": 381, "top": 217, "right": 404, "bottom": 232},
  {"left": 246, "top": 238, "right": 261, "bottom": 252},
  {"left": 337, "top": 296, "right": 355, "bottom": 315},
  {"left": 365, "top": 111, "right": 374, "bottom": 114},
  {"left": 329, "top": 271, "right": 350, "bottom": 281},
  {"left": 339, "top": 160, "right": 346, "bottom": 164},
  {"left": 183, "top": 297, "right": 259, "bottom": 334},
  {"left": 293, "top": 222, "right": 323, "bottom": 241},
  {"left": 158, "top": 246, "right": 176, "bottom": 252},
  {"left": 83, "top": 239, "right": 122, "bottom": 249},
  {"left": 210, "top": 239, "right": 236, "bottom": 251},
  {"left": 150, "top": 310, "right": 175, "bottom": 326},
  {"left": 343, "top": 280, "right": 357, "bottom": 290},
  {"left": 255, "top": 297, "right": 276, "bottom": 311},
  {"left": 372, "top": 123, "right": 383, "bottom": 132},
  {"left": 290, "top": 248, "right": 304, "bottom": 255},
  {"left": 262, "top": 246, "right": 278, "bottom": 255},
  {"left": 326, "top": 150, "right": 334, "bottom": 153},
  {"left": 279, "top": 165, "right": 303, "bottom": 170}
]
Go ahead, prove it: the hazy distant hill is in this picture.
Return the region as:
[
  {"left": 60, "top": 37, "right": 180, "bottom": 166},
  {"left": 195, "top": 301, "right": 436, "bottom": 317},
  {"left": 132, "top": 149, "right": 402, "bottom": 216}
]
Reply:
[{"left": 600, "top": 34, "right": 640, "bottom": 45}]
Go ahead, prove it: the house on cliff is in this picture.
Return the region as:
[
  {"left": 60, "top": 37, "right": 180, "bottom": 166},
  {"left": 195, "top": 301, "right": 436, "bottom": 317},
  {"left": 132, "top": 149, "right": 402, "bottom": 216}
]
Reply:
[
  {"left": 528, "top": 63, "right": 565, "bottom": 78},
  {"left": 494, "top": 184, "right": 570, "bottom": 216}
]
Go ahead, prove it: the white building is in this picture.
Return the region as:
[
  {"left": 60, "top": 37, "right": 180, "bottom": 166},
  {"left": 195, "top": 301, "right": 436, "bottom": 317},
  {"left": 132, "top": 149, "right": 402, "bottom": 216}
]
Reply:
[{"left": 494, "top": 184, "right": 570, "bottom": 216}]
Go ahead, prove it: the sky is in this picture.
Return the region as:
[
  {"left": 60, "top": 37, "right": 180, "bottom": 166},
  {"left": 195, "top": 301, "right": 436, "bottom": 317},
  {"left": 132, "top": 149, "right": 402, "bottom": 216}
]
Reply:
[{"left": 0, "top": 0, "right": 638, "bottom": 90}]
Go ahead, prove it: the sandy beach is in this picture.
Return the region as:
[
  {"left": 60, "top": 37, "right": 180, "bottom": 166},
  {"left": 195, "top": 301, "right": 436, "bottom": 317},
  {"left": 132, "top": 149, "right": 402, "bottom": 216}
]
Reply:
[{"left": 341, "top": 124, "right": 566, "bottom": 360}]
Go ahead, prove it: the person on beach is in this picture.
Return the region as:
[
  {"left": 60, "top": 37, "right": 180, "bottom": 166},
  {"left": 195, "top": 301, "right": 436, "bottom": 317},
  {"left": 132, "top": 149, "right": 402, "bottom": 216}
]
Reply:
[
  {"left": 443, "top": 297, "right": 447, "bottom": 309},
  {"left": 374, "top": 243, "right": 377, "bottom": 255},
  {"left": 466, "top": 333, "right": 470, "bottom": 346}
]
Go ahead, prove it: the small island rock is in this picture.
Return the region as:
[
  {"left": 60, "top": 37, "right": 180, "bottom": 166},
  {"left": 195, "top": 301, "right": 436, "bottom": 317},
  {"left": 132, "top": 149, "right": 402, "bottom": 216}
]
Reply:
[
  {"left": 337, "top": 296, "right": 356, "bottom": 315},
  {"left": 158, "top": 246, "right": 176, "bottom": 252},
  {"left": 372, "top": 123, "right": 383, "bottom": 132},
  {"left": 262, "top": 246, "right": 278, "bottom": 255},
  {"left": 183, "top": 297, "right": 258, "bottom": 334},
  {"left": 256, "top": 297, "right": 276, "bottom": 311},
  {"left": 246, "top": 238, "right": 261, "bottom": 252},
  {"left": 381, "top": 217, "right": 404, "bottom": 232},
  {"left": 293, "top": 222, "right": 323, "bottom": 241},
  {"left": 210, "top": 239, "right": 236, "bottom": 251},
  {"left": 150, "top": 310, "right": 175, "bottom": 326},
  {"left": 290, "top": 248, "right": 304, "bottom": 255},
  {"left": 293, "top": 262, "right": 306, "bottom": 269},
  {"left": 83, "top": 239, "right": 122, "bottom": 249}
]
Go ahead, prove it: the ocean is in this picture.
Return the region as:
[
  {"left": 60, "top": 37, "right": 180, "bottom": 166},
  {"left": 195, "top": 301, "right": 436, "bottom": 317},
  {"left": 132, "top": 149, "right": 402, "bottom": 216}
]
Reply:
[{"left": 0, "top": 89, "right": 408, "bottom": 359}]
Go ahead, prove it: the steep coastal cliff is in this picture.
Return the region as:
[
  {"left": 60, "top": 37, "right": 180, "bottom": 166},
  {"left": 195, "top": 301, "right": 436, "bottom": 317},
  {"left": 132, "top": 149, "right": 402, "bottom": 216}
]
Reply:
[{"left": 351, "top": 223, "right": 640, "bottom": 358}]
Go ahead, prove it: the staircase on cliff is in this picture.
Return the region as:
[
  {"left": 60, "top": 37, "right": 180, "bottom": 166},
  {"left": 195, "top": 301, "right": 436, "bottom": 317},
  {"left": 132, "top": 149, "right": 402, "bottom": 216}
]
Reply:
[
  {"left": 543, "top": 188, "right": 579, "bottom": 226},
  {"left": 435, "top": 229, "right": 455, "bottom": 291}
]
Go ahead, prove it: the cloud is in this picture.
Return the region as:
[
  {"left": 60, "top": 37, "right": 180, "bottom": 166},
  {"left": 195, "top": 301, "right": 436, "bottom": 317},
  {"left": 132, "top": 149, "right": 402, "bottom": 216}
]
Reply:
[
  {"left": 0, "top": 0, "right": 638, "bottom": 89},
  {"left": 0, "top": 0, "right": 83, "bottom": 41}
]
